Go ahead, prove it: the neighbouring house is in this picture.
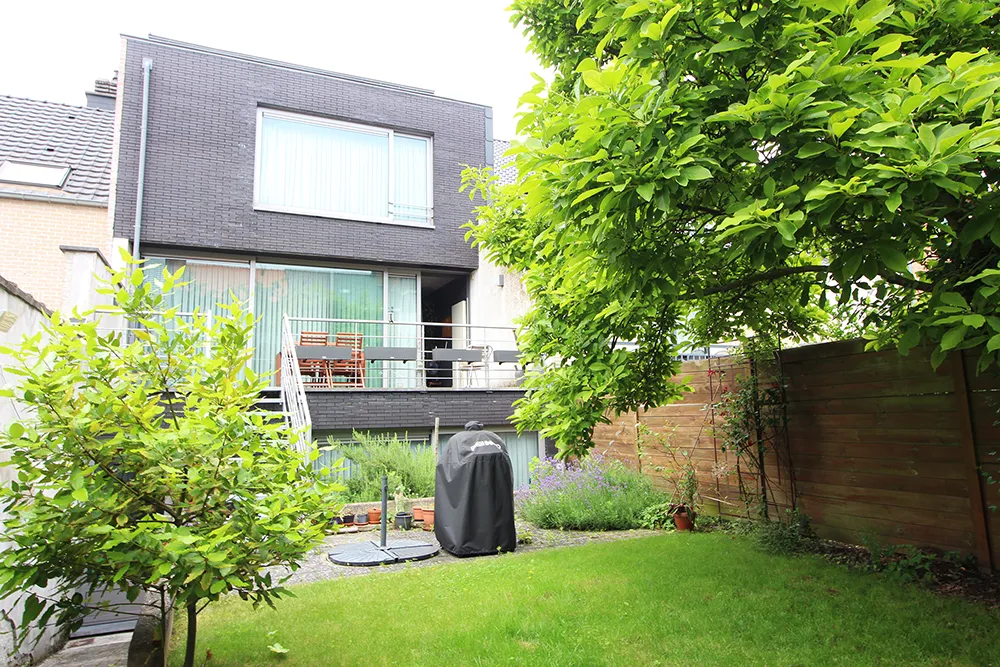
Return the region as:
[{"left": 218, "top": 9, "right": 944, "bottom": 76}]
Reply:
[
  {"left": 0, "top": 93, "right": 116, "bottom": 313},
  {"left": 0, "top": 276, "right": 65, "bottom": 664},
  {"left": 109, "top": 35, "right": 543, "bottom": 485}
]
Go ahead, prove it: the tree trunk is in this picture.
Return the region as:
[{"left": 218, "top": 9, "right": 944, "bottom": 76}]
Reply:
[{"left": 183, "top": 602, "right": 197, "bottom": 667}]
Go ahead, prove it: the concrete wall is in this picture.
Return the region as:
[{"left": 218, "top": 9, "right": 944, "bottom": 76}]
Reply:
[
  {"left": 0, "top": 281, "right": 66, "bottom": 665},
  {"left": 469, "top": 257, "right": 530, "bottom": 332},
  {"left": 113, "top": 37, "right": 489, "bottom": 271},
  {"left": 0, "top": 199, "right": 110, "bottom": 312}
]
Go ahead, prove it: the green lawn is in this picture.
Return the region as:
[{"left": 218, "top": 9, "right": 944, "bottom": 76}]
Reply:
[{"left": 174, "top": 533, "right": 1000, "bottom": 666}]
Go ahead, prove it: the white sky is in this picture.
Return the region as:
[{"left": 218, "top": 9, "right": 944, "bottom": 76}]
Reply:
[{"left": 1, "top": 0, "right": 542, "bottom": 139}]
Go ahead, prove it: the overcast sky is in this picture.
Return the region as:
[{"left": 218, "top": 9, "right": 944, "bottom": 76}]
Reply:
[{"left": 2, "top": 0, "right": 542, "bottom": 139}]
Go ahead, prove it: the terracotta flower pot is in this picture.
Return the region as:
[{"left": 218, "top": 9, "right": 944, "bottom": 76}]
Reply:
[
  {"left": 369, "top": 508, "right": 382, "bottom": 525},
  {"left": 673, "top": 511, "right": 693, "bottom": 532},
  {"left": 422, "top": 508, "right": 435, "bottom": 530},
  {"left": 412, "top": 507, "right": 425, "bottom": 521}
]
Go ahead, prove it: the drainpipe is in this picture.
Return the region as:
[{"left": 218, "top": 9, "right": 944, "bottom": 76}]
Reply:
[{"left": 132, "top": 58, "right": 153, "bottom": 259}]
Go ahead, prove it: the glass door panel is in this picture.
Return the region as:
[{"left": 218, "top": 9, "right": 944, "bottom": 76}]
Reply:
[{"left": 386, "top": 275, "right": 418, "bottom": 388}]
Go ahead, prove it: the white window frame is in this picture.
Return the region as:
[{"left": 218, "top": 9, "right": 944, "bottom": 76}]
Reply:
[
  {"left": 0, "top": 160, "right": 70, "bottom": 188},
  {"left": 253, "top": 108, "right": 434, "bottom": 229}
]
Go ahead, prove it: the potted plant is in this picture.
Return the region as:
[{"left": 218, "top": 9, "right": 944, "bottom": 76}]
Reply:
[
  {"left": 638, "top": 425, "right": 699, "bottom": 532},
  {"left": 671, "top": 504, "right": 694, "bottom": 532},
  {"left": 412, "top": 507, "right": 425, "bottom": 522},
  {"left": 341, "top": 513, "right": 355, "bottom": 526},
  {"left": 394, "top": 486, "right": 413, "bottom": 530},
  {"left": 355, "top": 512, "right": 369, "bottom": 527},
  {"left": 369, "top": 507, "right": 382, "bottom": 525},
  {"left": 422, "top": 507, "right": 435, "bottom": 531}
]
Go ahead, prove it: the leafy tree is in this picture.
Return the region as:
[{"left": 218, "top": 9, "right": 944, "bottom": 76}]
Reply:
[
  {"left": 465, "top": 0, "right": 1000, "bottom": 456},
  {"left": 0, "top": 256, "right": 340, "bottom": 667}
]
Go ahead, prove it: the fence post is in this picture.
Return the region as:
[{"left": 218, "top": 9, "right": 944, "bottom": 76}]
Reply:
[{"left": 950, "top": 351, "right": 994, "bottom": 571}]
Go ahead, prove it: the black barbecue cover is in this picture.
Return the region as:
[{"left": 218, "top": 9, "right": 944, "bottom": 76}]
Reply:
[{"left": 435, "top": 422, "right": 516, "bottom": 557}]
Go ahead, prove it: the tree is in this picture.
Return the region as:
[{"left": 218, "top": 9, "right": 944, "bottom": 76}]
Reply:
[
  {"left": 0, "top": 255, "right": 340, "bottom": 667},
  {"left": 464, "top": 0, "right": 1000, "bottom": 456}
]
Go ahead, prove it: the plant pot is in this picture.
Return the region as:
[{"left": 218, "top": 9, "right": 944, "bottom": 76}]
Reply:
[
  {"left": 394, "top": 512, "right": 413, "bottom": 530},
  {"left": 355, "top": 513, "right": 369, "bottom": 526},
  {"left": 412, "top": 507, "right": 425, "bottom": 522},
  {"left": 369, "top": 508, "right": 382, "bottom": 525},
  {"left": 422, "top": 508, "right": 435, "bottom": 530},
  {"left": 673, "top": 511, "right": 693, "bottom": 532},
  {"left": 341, "top": 514, "right": 354, "bottom": 526}
]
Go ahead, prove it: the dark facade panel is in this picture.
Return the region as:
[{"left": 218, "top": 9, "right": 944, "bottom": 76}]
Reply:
[
  {"left": 113, "top": 38, "right": 488, "bottom": 270},
  {"left": 307, "top": 390, "right": 524, "bottom": 431}
]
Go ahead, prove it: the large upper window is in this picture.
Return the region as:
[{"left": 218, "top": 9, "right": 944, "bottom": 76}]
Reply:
[{"left": 254, "top": 109, "right": 432, "bottom": 227}]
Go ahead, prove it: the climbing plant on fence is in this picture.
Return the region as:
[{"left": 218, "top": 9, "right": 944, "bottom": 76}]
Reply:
[{"left": 711, "top": 345, "right": 793, "bottom": 520}]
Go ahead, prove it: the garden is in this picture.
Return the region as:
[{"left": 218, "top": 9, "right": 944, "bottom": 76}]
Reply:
[{"left": 3, "top": 0, "right": 1000, "bottom": 664}]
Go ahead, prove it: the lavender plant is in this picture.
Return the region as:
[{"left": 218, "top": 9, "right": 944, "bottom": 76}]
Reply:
[{"left": 516, "top": 454, "right": 663, "bottom": 531}]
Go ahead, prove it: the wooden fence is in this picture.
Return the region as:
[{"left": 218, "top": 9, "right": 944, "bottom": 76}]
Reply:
[{"left": 592, "top": 340, "right": 1000, "bottom": 570}]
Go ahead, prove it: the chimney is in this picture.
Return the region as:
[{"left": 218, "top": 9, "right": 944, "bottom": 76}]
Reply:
[{"left": 85, "top": 72, "right": 117, "bottom": 111}]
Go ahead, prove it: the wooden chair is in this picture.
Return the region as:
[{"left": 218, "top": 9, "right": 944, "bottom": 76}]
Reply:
[
  {"left": 298, "top": 331, "right": 333, "bottom": 388},
  {"left": 330, "top": 332, "right": 366, "bottom": 388}
]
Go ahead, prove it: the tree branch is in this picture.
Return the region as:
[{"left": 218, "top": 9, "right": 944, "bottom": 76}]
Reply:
[{"left": 685, "top": 265, "right": 934, "bottom": 300}]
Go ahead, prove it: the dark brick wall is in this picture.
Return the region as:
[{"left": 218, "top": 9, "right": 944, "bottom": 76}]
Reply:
[
  {"left": 114, "top": 38, "right": 488, "bottom": 270},
  {"left": 307, "top": 390, "right": 524, "bottom": 431}
]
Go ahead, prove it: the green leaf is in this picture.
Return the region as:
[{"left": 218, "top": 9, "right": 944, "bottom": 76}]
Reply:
[
  {"left": 681, "top": 166, "right": 712, "bottom": 181},
  {"left": 268, "top": 643, "right": 290, "bottom": 654},
  {"left": 964, "top": 314, "right": 986, "bottom": 328},
  {"left": 877, "top": 243, "right": 910, "bottom": 274},
  {"left": 636, "top": 183, "right": 655, "bottom": 202},
  {"left": 210, "top": 580, "right": 227, "bottom": 594},
  {"left": 8, "top": 422, "right": 24, "bottom": 439},
  {"left": 708, "top": 40, "right": 750, "bottom": 54},
  {"left": 939, "top": 292, "right": 969, "bottom": 309},
  {"left": 72, "top": 488, "right": 88, "bottom": 502},
  {"left": 940, "top": 325, "right": 969, "bottom": 350},
  {"left": 960, "top": 216, "right": 994, "bottom": 244},
  {"left": 797, "top": 143, "right": 829, "bottom": 158},
  {"left": 572, "top": 186, "right": 609, "bottom": 206},
  {"left": 897, "top": 328, "right": 920, "bottom": 355},
  {"left": 987, "top": 334, "right": 1000, "bottom": 352},
  {"left": 885, "top": 191, "right": 902, "bottom": 213}
]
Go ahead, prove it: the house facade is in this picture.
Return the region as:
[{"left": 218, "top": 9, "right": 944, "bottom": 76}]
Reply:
[
  {"left": 0, "top": 95, "right": 115, "bottom": 313},
  {"left": 109, "top": 36, "right": 540, "bottom": 481}
]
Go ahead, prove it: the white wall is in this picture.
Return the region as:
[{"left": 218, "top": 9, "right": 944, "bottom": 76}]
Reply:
[{"left": 0, "top": 283, "right": 67, "bottom": 664}]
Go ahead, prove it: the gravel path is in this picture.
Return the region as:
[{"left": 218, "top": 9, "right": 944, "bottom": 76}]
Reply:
[{"left": 272, "top": 522, "right": 662, "bottom": 587}]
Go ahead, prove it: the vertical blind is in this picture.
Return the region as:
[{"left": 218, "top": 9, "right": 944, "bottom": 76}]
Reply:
[
  {"left": 256, "top": 111, "right": 431, "bottom": 225},
  {"left": 145, "top": 257, "right": 421, "bottom": 386},
  {"left": 253, "top": 264, "right": 385, "bottom": 383}
]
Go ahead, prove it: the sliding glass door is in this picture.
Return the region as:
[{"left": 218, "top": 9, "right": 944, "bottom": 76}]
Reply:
[
  {"left": 145, "top": 256, "right": 418, "bottom": 387},
  {"left": 254, "top": 264, "right": 385, "bottom": 384}
]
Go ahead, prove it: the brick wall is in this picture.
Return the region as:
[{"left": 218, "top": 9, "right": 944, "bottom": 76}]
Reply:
[
  {"left": 307, "top": 389, "right": 524, "bottom": 431},
  {"left": 113, "top": 38, "right": 489, "bottom": 270},
  {"left": 0, "top": 198, "right": 110, "bottom": 310}
]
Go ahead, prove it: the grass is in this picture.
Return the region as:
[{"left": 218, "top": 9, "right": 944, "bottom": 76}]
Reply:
[{"left": 173, "top": 533, "right": 1000, "bottom": 666}]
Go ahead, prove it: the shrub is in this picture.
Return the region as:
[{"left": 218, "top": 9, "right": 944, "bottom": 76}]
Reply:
[
  {"left": 328, "top": 432, "right": 435, "bottom": 502},
  {"left": 753, "top": 510, "right": 815, "bottom": 556},
  {"left": 516, "top": 454, "right": 664, "bottom": 531}
]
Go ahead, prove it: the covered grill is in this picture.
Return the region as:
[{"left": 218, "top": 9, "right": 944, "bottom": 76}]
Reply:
[{"left": 435, "top": 422, "right": 517, "bottom": 557}]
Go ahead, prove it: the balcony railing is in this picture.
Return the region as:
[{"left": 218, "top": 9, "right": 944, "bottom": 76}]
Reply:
[{"left": 281, "top": 316, "right": 524, "bottom": 391}]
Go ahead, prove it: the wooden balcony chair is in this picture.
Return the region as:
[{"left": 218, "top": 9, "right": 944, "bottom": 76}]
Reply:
[
  {"left": 331, "top": 332, "right": 366, "bottom": 388},
  {"left": 298, "top": 331, "right": 333, "bottom": 389}
]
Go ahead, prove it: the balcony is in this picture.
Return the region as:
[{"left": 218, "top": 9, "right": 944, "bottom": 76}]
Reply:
[{"left": 279, "top": 317, "right": 525, "bottom": 392}]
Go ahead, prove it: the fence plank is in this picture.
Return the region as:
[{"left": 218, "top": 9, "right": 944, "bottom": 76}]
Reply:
[{"left": 952, "top": 352, "right": 995, "bottom": 569}]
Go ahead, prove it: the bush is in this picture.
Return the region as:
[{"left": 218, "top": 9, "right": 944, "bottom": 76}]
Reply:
[
  {"left": 328, "top": 432, "right": 435, "bottom": 502},
  {"left": 753, "top": 510, "right": 815, "bottom": 556},
  {"left": 516, "top": 454, "right": 664, "bottom": 530}
]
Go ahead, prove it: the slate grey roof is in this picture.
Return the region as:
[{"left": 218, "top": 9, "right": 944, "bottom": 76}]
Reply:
[
  {"left": 493, "top": 139, "right": 518, "bottom": 187},
  {"left": 0, "top": 95, "right": 114, "bottom": 203}
]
